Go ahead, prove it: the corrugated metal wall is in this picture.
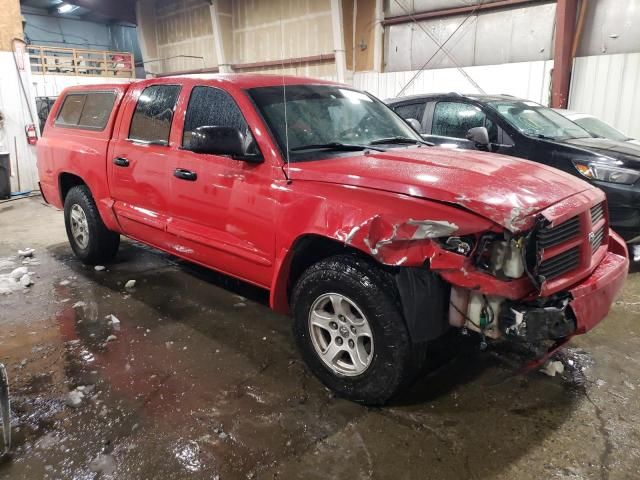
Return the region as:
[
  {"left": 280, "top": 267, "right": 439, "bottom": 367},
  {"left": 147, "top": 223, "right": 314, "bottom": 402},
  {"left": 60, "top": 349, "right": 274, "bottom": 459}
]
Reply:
[
  {"left": 384, "top": 2, "right": 556, "bottom": 71},
  {"left": 353, "top": 59, "right": 553, "bottom": 103},
  {"left": 569, "top": 53, "right": 640, "bottom": 139}
]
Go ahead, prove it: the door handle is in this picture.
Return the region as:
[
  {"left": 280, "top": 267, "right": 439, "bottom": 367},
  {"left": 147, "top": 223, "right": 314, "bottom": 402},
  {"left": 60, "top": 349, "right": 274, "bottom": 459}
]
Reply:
[
  {"left": 113, "top": 157, "right": 130, "bottom": 167},
  {"left": 174, "top": 168, "right": 197, "bottom": 181}
]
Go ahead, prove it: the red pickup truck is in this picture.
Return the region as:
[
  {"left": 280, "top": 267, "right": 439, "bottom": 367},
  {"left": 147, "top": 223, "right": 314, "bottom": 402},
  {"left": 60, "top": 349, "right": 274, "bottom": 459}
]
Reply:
[{"left": 37, "top": 75, "right": 629, "bottom": 405}]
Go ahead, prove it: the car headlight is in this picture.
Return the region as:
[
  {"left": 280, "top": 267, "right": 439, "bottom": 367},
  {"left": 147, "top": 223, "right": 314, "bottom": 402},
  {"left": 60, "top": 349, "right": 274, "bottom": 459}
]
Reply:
[{"left": 573, "top": 161, "right": 640, "bottom": 185}]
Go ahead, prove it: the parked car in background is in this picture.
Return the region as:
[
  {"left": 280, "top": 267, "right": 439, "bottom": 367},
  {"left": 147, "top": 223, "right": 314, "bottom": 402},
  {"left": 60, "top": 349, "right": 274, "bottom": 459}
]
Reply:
[
  {"left": 37, "top": 77, "right": 629, "bottom": 405},
  {"left": 387, "top": 94, "right": 640, "bottom": 243},
  {"left": 554, "top": 109, "right": 640, "bottom": 146}
]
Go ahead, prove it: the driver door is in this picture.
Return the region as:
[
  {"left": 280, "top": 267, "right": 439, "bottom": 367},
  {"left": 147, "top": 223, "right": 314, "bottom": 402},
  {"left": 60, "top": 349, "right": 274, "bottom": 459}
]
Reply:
[
  {"left": 423, "top": 101, "right": 488, "bottom": 150},
  {"left": 167, "top": 84, "right": 277, "bottom": 287}
]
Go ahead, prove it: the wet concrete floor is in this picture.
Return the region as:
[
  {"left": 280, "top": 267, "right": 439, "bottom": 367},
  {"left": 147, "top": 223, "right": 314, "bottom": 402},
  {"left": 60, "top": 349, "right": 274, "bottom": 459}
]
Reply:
[{"left": 0, "top": 196, "right": 639, "bottom": 479}]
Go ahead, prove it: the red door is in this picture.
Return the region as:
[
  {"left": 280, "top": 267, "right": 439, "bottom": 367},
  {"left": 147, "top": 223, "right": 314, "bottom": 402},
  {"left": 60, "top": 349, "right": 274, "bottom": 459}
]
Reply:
[
  {"left": 166, "top": 84, "right": 278, "bottom": 288},
  {"left": 108, "top": 82, "right": 181, "bottom": 248}
]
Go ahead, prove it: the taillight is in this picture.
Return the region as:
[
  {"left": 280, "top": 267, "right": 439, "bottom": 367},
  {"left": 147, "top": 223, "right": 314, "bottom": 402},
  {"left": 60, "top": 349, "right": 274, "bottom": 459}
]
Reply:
[{"left": 26, "top": 124, "right": 38, "bottom": 145}]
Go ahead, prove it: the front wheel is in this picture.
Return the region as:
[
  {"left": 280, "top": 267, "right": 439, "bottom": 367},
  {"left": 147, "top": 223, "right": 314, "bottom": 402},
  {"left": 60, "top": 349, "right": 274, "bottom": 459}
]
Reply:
[
  {"left": 291, "top": 255, "right": 426, "bottom": 405},
  {"left": 64, "top": 185, "right": 120, "bottom": 265}
]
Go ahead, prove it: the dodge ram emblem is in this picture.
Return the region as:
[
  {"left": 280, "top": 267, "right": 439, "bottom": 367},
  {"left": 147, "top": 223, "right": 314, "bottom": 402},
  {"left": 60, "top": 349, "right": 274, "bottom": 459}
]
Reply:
[{"left": 588, "top": 231, "right": 596, "bottom": 243}]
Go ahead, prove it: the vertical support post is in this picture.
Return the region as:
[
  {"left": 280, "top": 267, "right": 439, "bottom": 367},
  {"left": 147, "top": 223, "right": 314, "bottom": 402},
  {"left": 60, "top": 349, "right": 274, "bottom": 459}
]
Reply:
[
  {"left": 372, "top": 0, "right": 384, "bottom": 72},
  {"left": 331, "top": 0, "right": 347, "bottom": 83},
  {"left": 209, "top": 0, "right": 231, "bottom": 73},
  {"left": 551, "top": 0, "right": 578, "bottom": 108}
]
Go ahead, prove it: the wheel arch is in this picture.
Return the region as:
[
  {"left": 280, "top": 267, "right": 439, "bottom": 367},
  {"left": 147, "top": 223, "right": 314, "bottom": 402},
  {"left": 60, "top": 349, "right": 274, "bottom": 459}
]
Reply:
[
  {"left": 58, "top": 172, "right": 87, "bottom": 204},
  {"left": 269, "top": 233, "right": 378, "bottom": 315},
  {"left": 58, "top": 171, "right": 122, "bottom": 233}
]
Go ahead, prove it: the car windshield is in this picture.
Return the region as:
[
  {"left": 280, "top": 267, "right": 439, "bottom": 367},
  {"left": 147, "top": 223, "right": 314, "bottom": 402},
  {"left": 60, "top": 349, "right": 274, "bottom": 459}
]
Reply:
[
  {"left": 489, "top": 100, "right": 592, "bottom": 141},
  {"left": 247, "top": 85, "right": 423, "bottom": 161},
  {"left": 573, "top": 116, "right": 631, "bottom": 142}
]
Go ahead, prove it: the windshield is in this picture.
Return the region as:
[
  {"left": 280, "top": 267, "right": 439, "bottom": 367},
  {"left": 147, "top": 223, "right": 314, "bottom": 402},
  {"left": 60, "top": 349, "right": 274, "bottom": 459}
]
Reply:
[
  {"left": 573, "top": 116, "right": 631, "bottom": 142},
  {"left": 247, "top": 85, "right": 423, "bottom": 161},
  {"left": 489, "top": 100, "right": 592, "bottom": 141}
]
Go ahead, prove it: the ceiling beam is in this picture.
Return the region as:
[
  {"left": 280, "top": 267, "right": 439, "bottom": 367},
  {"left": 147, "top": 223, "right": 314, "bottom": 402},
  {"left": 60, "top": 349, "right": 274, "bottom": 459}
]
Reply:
[
  {"left": 65, "top": 0, "right": 137, "bottom": 24},
  {"left": 382, "top": 0, "right": 552, "bottom": 26}
]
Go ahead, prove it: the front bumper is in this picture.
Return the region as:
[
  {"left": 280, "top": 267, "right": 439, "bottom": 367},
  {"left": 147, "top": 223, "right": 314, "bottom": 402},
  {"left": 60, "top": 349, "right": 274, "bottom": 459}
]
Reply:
[
  {"left": 568, "top": 230, "right": 629, "bottom": 333},
  {"left": 500, "top": 230, "right": 628, "bottom": 340}
]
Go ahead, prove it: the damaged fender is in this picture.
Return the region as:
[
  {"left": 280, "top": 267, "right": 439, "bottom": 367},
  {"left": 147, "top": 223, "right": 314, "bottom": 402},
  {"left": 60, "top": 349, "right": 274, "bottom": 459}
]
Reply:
[{"left": 269, "top": 182, "right": 498, "bottom": 313}]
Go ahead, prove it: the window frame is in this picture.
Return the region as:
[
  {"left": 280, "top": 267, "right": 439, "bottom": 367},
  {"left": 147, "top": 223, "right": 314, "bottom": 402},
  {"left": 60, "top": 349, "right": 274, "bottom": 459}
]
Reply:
[
  {"left": 127, "top": 84, "right": 182, "bottom": 146},
  {"left": 54, "top": 91, "right": 117, "bottom": 132}
]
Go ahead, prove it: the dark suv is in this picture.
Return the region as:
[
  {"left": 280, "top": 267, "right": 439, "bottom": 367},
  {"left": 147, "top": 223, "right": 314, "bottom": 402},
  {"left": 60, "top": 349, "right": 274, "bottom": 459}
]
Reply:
[{"left": 387, "top": 93, "right": 640, "bottom": 243}]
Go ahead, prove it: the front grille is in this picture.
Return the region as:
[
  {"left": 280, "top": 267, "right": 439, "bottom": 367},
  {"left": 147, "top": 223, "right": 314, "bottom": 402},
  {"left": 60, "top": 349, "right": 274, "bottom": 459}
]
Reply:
[
  {"left": 531, "top": 200, "right": 608, "bottom": 288},
  {"left": 537, "top": 216, "right": 580, "bottom": 249},
  {"left": 537, "top": 246, "right": 580, "bottom": 281},
  {"left": 591, "top": 202, "right": 604, "bottom": 225},
  {"left": 590, "top": 225, "right": 605, "bottom": 251}
]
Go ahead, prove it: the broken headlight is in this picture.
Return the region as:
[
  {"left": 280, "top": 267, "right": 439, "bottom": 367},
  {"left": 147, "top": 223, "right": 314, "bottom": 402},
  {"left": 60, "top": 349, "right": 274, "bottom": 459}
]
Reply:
[
  {"left": 443, "top": 236, "right": 474, "bottom": 256},
  {"left": 475, "top": 235, "right": 525, "bottom": 279}
]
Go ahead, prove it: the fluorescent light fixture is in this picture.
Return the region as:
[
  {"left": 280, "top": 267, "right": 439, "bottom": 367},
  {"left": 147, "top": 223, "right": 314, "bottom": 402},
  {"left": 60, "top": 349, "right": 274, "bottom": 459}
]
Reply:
[{"left": 57, "top": 3, "right": 79, "bottom": 14}]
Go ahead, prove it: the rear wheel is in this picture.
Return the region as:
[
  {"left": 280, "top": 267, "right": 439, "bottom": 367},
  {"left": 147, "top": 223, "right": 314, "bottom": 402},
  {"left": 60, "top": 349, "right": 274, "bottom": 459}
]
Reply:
[
  {"left": 64, "top": 185, "right": 120, "bottom": 265},
  {"left": 291, "top": 254, "right": 426, "bottom": 405}
]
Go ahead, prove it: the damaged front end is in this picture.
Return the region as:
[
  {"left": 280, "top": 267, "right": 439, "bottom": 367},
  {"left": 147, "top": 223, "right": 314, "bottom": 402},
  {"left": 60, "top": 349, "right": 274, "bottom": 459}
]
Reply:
[{"left": 343, "top": 191, "right": 624, "bottom": 350}]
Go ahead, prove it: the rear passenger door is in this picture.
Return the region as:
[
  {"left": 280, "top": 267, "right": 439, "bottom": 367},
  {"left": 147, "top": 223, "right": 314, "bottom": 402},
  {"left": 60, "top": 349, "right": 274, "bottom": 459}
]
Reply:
[
  {"left": 392, "top": 102, "right": 427, "bottom": 132},
  {"left": 108, "top": 83, "right": 181, "bottom": 245}
]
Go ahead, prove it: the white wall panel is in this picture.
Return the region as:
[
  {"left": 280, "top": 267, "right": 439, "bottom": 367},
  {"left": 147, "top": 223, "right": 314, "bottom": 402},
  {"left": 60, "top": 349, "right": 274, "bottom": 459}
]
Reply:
[
  {"left": 569, "top": 53, "right": 640, "bottom": 139},
  {"left": 353, "top": 59, "right": 553, "bottom": 104},
  {"left": 0, "top": 52, "right": 39, "bottom": 193}
]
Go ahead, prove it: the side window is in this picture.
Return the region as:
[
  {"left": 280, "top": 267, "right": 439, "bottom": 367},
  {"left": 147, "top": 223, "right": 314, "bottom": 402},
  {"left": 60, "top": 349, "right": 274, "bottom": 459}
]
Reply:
[
  {"left": 394, "top": 102, "right": 425, "bottom": 122},
  {"left": 56, "top": 94, "right": 85, "bottom": 126},
  {"left": 432, "top": 102, "right": 486, "bottom": 139},
  {"left": 78, "top": 93, "right": 116, "bottom": 129},
  {"left": 129, "top": 85, "right": 181, "bottom": 145},
  {"left": 55, "top": 92, "right": 116, "bottom": 130},
  {"left": 182, "top": 86, "right": 250, "bottom": 149}
]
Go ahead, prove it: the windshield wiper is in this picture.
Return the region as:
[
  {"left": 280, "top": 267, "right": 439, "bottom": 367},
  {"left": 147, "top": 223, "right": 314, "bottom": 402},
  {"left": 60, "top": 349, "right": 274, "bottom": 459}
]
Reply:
[
  {"left": 533, "top": 134, "right": 558, "bottom": 141},
  {"left": 290, "top": 142, "right": 386, "bottom": 152},
  {"left": 369, "top": 136, "right": 433, "bottom": 146}
]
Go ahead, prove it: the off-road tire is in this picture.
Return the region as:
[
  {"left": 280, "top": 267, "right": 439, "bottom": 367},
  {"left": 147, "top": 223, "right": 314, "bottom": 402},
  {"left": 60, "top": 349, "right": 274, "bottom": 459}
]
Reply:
[
  {"left": 64, "top": 185, "right": 120, "bottom": 265},
  {"left": 291, "top": 254, "right": 427, "bottom": 405}
]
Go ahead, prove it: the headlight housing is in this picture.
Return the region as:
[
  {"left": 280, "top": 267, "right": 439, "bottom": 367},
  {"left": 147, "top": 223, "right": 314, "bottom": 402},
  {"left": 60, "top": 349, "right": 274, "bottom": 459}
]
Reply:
[
  {"left": 475, "top": 235, "right": 525, "bottom": 279},
  {"left": 573, "top": 161, "right": 640, "bottom": 185}
]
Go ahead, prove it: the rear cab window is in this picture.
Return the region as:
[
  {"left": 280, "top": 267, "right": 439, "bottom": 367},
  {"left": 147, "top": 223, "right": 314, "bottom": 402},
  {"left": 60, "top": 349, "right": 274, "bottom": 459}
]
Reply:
[
  {"left": 128, "top": 84, "right": 181, "bottom": 145},
  {"left": 55, "top": 92, "right": 116, "bottom": 130}
]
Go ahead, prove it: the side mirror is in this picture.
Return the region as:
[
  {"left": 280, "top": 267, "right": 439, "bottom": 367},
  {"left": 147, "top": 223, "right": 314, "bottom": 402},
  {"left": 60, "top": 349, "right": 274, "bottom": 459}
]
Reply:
[
  {"left": 466, "top": 126, "right": 489, "bottom": 147},
  {"left": 405, "top": 118, "right": 422, "bottom": 133},
  {"left": 187, "top": 126, "right": 262, "bottom": 162}
]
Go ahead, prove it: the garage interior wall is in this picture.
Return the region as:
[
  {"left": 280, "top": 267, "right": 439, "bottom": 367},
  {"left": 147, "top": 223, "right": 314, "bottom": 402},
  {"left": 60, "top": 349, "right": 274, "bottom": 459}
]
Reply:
[
  {"left": 21, "top": 7, "right": 143, "bottom": 77},
  {"left": 366, "top": 0, "right": 640, "bottom": 138},
  {"left": 0, "top": 0, "right": 39, "bottom": 194},
  {"left": 137, "top": 0, "right": 339, "bottom": 78}
]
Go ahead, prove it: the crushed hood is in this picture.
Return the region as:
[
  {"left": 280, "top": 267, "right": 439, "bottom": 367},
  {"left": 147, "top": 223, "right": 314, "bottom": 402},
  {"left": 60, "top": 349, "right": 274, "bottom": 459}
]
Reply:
[{"left": 288, "top": 146, "right": 594, "bottom": 232}]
